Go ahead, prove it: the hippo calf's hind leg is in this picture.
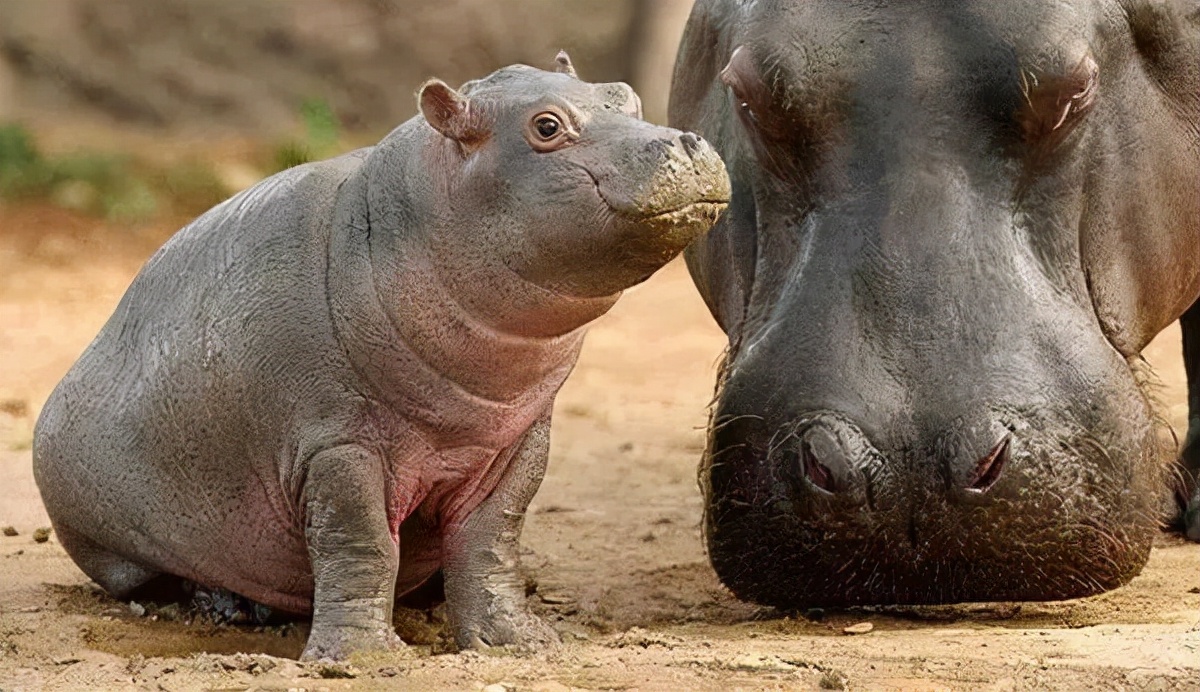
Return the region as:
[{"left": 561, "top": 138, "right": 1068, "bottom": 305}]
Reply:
[
  {"left": 443, "top": 415, "right": 559, "bottom": 651},
  {"left": 1179, "top": 302, "right": 1200, "bottom": 540},
  {"left": 53, "top": 522, "right": 162, "bottom": 598},
  {"left": 301, "top": 445, "right": 402, "bottom": 660}
]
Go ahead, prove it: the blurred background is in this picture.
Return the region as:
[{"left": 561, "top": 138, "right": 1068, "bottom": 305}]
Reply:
[
  {"left": 0, "top": 0, "right": 693, "bottom": 220},
  {"left": 0, "top": 0, "right": 696, "bottom": 418}
]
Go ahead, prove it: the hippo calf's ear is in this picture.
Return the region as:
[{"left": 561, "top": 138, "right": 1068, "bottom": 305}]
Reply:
[
  {"left": 418, "top": 79, "right": 488, "bottom": 152},
  {"left": 555, "top": 50, "right": 578, "bottom": 78}
]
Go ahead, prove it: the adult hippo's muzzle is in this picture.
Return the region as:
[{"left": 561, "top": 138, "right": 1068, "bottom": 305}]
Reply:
[
  {"left": 705, "top": 348, "right": 1167, "bottom": 606},
  {"left": 671, "top": 0, "right": 1200, "bottom": 607}
]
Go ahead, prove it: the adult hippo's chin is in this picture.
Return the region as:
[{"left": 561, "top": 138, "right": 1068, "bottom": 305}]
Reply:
[{"left": 670, "top": 0, "right": 1200, "bottom": 607}]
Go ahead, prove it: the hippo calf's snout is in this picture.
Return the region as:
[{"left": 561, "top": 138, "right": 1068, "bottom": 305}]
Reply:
[{"left": 597, "top": 130, "right": 729, "bottom": 220}]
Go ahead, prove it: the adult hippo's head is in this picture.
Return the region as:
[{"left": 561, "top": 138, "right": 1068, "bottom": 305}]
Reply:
[{"left": 670, "top": 0, "right": 1200, "bottom": 606}]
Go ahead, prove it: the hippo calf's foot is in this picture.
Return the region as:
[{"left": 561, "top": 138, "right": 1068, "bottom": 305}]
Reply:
[
  {"left": 302, "top": 598, "right": 407, "bottom": 661},
  {"left": 456, "top": 603, "right": 560, "bottom": 653},
  {"left": 445, "top": 416, "right": 560, "bottom": 653}
]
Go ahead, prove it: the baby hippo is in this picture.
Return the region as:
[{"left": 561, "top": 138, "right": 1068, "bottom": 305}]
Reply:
[{"left": 32, "top": 54, "right": 729, "bottom": 660}]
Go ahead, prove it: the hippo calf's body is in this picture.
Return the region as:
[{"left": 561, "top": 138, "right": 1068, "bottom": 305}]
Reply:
[
  {"left": 671, "top": 1, "right": 1199, "bottom": 607},
  {"left": 33, "top": 56, "right": 729, "bottom": 659}
]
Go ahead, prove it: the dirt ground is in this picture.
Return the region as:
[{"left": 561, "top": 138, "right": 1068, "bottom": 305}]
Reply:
[{"left": 0, "top": 201, "right": 1198, "bottom": 691}]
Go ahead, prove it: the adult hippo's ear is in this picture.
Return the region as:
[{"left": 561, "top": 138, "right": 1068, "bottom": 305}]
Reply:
[{"left": 418, "top": 80, "right": 489, "bottom": 153}]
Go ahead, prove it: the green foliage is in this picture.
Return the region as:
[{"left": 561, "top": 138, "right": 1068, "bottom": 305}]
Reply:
[
  {"left": 272, "top": 97, "right": 343, "bottom": 172},
  {"left": 50, "top": 152, "right": 158, "bottom": 220},
  {"left": 158, "top": 158, "right": 233, "bottom": 215},
  {"left": 0, "top": 124, "right": 48, "bottom": 195},
  {"left": 0, "top": 122, "right": 233, "bottom": 220}
]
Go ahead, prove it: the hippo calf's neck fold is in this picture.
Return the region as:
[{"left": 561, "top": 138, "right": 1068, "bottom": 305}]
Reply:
[
  {"left": 32, "top": 57, "right": 729, "bottom": 659},
  {"left": 671, "top": 0, "right": 1200, "bottom": 607}
]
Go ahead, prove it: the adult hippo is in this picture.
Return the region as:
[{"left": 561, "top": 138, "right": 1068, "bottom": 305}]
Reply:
[{"left": 670, "top": 1, "right": 1200, "bottom": 607}]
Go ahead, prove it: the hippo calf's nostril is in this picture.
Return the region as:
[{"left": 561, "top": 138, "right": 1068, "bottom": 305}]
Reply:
[
  {"left": 678, "top": 132, "right": 704, "bottom": 158},
  {"left": 966, "top": 436, "right": 1011, "bottom": 493}
]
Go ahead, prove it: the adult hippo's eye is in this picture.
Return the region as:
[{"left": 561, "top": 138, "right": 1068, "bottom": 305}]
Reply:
[{"left": 535, "top": 114, "right": 561, "bottom": 139}]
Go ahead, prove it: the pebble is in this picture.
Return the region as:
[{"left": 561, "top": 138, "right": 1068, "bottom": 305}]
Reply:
[
  {"left": 2, "top": 526, "right": 17, "bottom": 537},
  {"left": 32, "top": 527, "right": 52, "bottom": 543},
  {"left": 129, "top": 601, "right": 146, "bottom": 617},
  {"left": 842, "top": 622, "right": 874, "bottom": 635}
]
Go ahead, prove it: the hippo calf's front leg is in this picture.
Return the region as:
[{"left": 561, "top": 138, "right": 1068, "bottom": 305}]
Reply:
[
  {"left": 302, "top": 445, "right": 402, "bottom": 661},
  {"left": 443, "top": 415, "right": 559, "bottom": 651}
]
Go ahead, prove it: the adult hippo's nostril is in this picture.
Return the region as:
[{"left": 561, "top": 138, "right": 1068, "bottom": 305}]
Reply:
[
  {"left": 798, "top": 424, "right": 848, "bottom": 494},
  {"left": 966, "top": 436, "right": 1011, "bottom": 493},
  {"left": 779, "top": 416, "right": 879, "bottom": 506}
]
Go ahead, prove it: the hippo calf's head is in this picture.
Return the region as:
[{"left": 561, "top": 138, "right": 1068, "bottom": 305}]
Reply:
[
  {"left": 416, "top": 53, "right": 730, "bottom": 302},
  {"left": 671, "top": 1, "right": 1200, "bottom": 606}
]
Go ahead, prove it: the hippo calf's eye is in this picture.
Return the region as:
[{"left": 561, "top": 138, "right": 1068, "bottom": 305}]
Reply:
[
  {"left": 536, "top": 115, "right": 561, "bottom": 139},
  {"left": 526, "top": 111, "right": 574, "bottom": 152}
]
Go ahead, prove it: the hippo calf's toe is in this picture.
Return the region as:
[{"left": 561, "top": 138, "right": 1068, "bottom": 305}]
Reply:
[{"left": 32, "top": 54, "right": 729, "bottom": 660}]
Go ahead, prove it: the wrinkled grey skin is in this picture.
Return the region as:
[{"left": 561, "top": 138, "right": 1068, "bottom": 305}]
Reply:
[
  {"left": 34, "top": 57, "right": 729, "bottom": 660},
  {"left": 670, "top": 0, "right": 1200, "bottom": 608}
]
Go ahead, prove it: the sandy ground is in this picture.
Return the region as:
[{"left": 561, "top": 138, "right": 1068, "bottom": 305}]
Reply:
[{"left": 0, "top": 203, "right": 1198, "bottom": 691}]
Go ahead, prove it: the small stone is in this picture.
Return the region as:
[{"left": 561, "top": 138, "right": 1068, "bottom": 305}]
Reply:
[
  {"left": 2, "top": 526, "right": 17, "bottom": 537},
  {"left": 842, "top": 622, "right": 874, "bottom": 635},
  {"left": 53, "top": 656, "right": 81, "bottom": 666},
  {"left": 32, "top": 527, "right": 52, "bottom": 543},
  {"left": 129, "top": 601, "right": 146, "bottom": 617},
  {"left": 1188, "top": 586, "right": 1200, "bottom": 594}
]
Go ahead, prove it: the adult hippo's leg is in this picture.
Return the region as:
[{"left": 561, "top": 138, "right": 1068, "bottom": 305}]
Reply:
[
  {"left": 1180, "top": 301, "right": 1200, "bottom": 540},
  {"left": 443, "top": 415, "right": 558, "bottom": 651},
  {"left": 301, "top": 445, "right": 401, "bottom": 661}
]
